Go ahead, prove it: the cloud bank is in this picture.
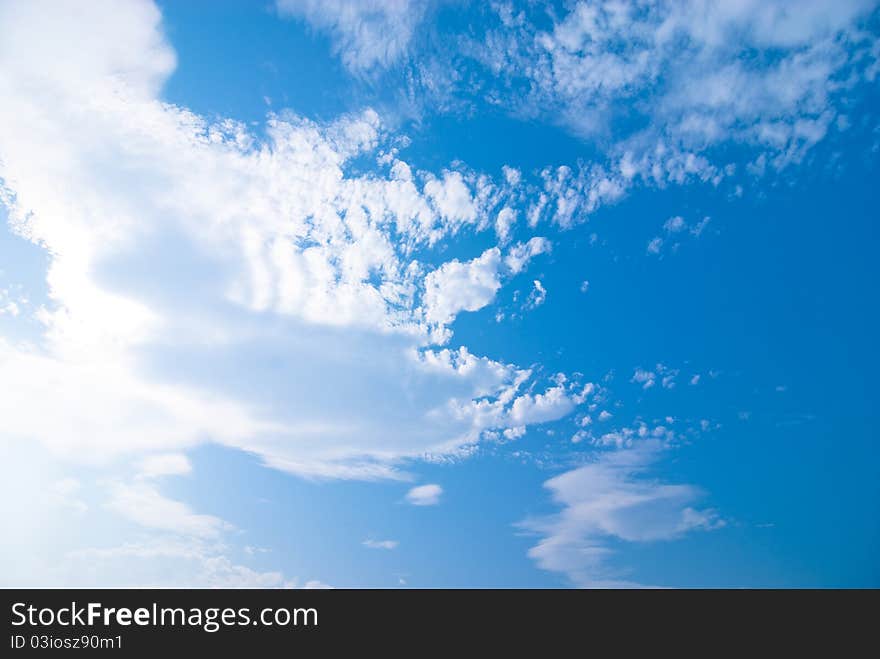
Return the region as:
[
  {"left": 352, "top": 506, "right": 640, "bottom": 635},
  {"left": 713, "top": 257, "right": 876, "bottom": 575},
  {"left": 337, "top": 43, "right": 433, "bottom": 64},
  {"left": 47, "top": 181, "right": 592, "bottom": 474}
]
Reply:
[{"left": 0, "top": 0, "right": 580, "bottom": 482}]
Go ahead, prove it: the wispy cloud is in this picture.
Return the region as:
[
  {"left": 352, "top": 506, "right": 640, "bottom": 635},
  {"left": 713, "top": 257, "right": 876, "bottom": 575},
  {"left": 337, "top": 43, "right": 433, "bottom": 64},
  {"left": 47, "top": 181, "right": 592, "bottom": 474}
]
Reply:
[
  {"left": 405, "top": 484, "right": 443, "bottom": 506},
  {"left": 275, "top": 0, "right": 431, "bottom": 73},
  {"left": 363, "top": 539, "right": 399, "bottom": 550},
  {"left": 522, "top": 439, "right": 723, "bottom": 587}
]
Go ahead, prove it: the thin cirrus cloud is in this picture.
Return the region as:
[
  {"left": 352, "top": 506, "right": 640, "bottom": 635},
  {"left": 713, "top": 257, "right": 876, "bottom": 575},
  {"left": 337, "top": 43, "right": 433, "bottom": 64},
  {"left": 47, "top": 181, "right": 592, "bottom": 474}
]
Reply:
[{"left": 363, "top": 539, "right": 400, "bottom": 550}]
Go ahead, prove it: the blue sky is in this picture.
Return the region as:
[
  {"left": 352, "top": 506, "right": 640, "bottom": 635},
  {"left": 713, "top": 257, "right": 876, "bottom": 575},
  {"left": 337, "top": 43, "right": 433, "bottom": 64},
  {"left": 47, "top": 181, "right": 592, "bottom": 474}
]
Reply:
[{"left": 0, "top": 0, "right": 878, "bottom": 587}]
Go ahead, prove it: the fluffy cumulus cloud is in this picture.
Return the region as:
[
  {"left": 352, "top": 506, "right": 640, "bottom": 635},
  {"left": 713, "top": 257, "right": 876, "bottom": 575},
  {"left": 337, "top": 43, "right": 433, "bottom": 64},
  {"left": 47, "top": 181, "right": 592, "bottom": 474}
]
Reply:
[
  {"left": 0, "top": 0, "right": 588, "bottom": 584},
  {"left": 3, "top": 0, "right": 868, "bottom": 588},
  {"left": 0, "top": 0, "right": 578, "bottom": 484},
  {"left": 509, "top": 386, "right": 576, "bottom": 425},
  {"left": 423, "top": 237, "right": 551, "bottom": 325},
  {"left": 522, "top": 439, "right": 723, "bottom": 587},
  {"left": 423, "top": 248, "right": 504, "bottom": 325}
]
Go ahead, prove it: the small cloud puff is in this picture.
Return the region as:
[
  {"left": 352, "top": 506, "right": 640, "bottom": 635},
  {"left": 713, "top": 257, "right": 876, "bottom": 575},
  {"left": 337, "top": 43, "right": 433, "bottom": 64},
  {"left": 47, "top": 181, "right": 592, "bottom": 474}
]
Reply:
[
  {"left": 646, "top": 237, "right": 663, "bottom": 254},
  {"left": 405, "top": 483, "right": 443, "bottom": 506},
  {"left": 363, "top": 539, "right": 399, "bottom": 550},
  {"left": 525, "top": 280, "right": 547, "bottom": 309},
  {"left": 663, "top": 216, "right": 686, "bottom": 233}
]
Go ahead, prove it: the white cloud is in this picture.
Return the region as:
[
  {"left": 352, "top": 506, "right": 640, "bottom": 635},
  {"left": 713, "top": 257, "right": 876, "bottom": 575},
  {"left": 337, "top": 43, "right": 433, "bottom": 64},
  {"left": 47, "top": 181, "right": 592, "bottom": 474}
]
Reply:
[
  {"left": 107, "top": 481, "right": 231, "bottom": 539},
  {"left": 0, "top": 0, "right": 576, "bottom": 484},
  {"left": 363, "top": 539, "right": 399, "bottom": 550},
  {"left": 530, "top": 163, "right": 632, "bottom": 228},
  {"left": 509, "top": 386, "right": 576, "bottom": 426},
  {"left": 0, "top": 440, "right": 307, "bottom": 588},
  {"left": 0, "top": 0, "right": 771, "bottom": 590},
  {"left": 471, "top": 0, "right": 877, "bottom": 164},
  {"left": 61, "top": 539, "right": 301, "bottom": 588},
  {"left": 422, "top": 248, "right": 503, "bottom": 325},
  {"left": 303, "top": 580, "right": 333, "bottom": 589},
  {"left": 632, "top": 368, "right": 656, "bottom": 389},
  {"left": 422, "top": 237, "right": 551, "bottom": 326},
  {"left": 522, "top": 440, "right": 723, "bottom": 587},
  {"left": 503, "top": 425, "right": 526, "bottom": 441},
  {"left": 691, "top": 216, "right": 711, "bottom": 236},
  {"left": 427, "top": 0, "right": 880, "bottom": 234},
  {"left": 424, "top": 170, "right": 479, "bottom": 226},
  {"left": 0, "top": 0, "right": 175, "bottom": 100},
  {"left": 663, "top": 216, "right": 686, "bottom": 233},
  {"left": 0, "top": 285, "right": 25, "bottom": 316},
  {"left": 631, "top": 364, "right": 678, "bottom": 390},
  {"left": 590, "top": 421, "right": 676, "bottom": 449},
  {"left": 263, "top": 1, "right": 878, "bottom": 237},
  {"left": 405, "top": 483, "right": 443, "bottom": 506},
  {"left": 51, "top": 477, "right": 88, "bottom": 514},
  {"left": 505, "top": 237, "right": 552, "bottom": 274},
  {"left": 275, "top": 0, "right": 430, "bottom": 73},
  {"left": 495, "top": 207, "right": 517, "bottom": 242},
  {"left": 647, "top": 237, "right": 664, "bottom": 255},
  {"left": 139, "top": 453, "right": 192, "bottom": 478},
  {"left": 525, "top": 280, "right": 547, "bottom": 309}
]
